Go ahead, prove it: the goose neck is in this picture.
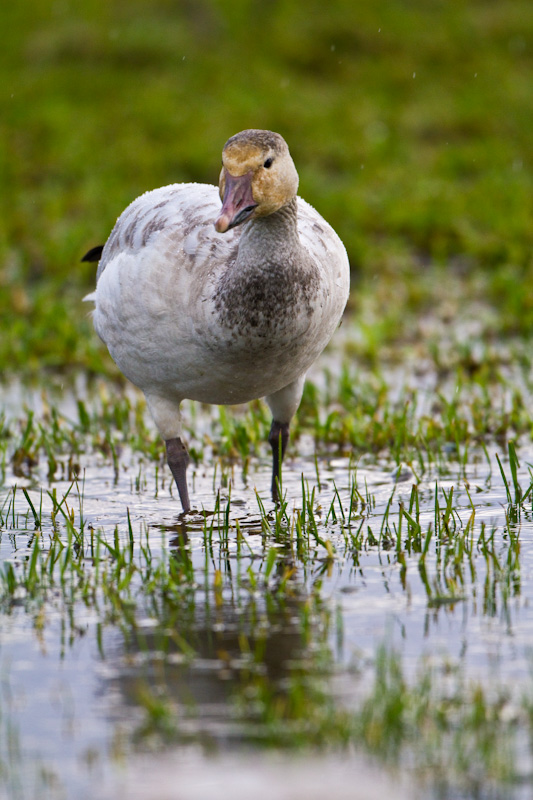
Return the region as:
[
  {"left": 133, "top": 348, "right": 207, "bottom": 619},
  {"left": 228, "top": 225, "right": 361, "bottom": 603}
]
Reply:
[{"left": 237, "top": 197, "right": 300, "bottom": 262}]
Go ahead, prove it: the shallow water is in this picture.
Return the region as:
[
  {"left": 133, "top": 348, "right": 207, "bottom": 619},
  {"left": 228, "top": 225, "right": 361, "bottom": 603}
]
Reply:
[{"left": 1, "top": 383, "right": 533, "bottom": 799}]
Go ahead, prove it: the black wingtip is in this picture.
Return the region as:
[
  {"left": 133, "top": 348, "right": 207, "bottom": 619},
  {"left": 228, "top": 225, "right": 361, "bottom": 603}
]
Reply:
[{"left": 81, "top": 245, "right": 104, "bottom": 263}]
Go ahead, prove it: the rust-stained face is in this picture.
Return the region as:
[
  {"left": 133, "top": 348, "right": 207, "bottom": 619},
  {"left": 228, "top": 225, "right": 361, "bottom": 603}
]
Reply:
[{"left": 214, "top": 129, "right": 299, "bottom": 233}]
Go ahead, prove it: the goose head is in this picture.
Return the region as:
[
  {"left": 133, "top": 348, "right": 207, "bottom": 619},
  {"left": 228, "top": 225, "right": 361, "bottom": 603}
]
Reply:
[{"left": 215, "top": 129, "right": 299, "bottom": 233}]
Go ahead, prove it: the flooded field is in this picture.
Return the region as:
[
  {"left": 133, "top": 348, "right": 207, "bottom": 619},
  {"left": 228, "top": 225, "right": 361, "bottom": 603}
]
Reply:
[
  {"left": 2, "top": 364, "right": 533, "bottom": 800},
  {"left": 4, "top": 1, "right": 533, "bottom": 797}
]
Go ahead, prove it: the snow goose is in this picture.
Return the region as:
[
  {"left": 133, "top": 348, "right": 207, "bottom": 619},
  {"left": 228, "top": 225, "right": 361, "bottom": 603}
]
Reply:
[{"left": 83, "top": 129, "right": 350, "bottom": 512}]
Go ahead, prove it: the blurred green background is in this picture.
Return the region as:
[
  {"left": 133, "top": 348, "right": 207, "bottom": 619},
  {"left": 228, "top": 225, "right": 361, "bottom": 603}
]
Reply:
[{"left": 2, "top": 0, "right": 533, "bottom": 376}]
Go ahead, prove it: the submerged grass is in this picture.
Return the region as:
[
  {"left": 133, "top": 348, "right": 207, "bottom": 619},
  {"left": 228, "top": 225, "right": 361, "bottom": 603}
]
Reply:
[
  {"left": 0, "top": 444, "right": 531, "bottom": 798},
  {"left": 2, "top": 399, "right": 533, "bottom": 798}
]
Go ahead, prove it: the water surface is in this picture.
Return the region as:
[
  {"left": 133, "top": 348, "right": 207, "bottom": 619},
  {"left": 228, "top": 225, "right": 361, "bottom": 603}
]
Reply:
[{"left": 1, "top": 383, "right": 533, "bottom": 799}]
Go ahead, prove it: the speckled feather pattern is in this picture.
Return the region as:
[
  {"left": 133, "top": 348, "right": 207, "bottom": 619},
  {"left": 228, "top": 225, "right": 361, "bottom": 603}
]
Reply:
[{"left": 91, "top": 179, "right": 349, "bottom": 438}]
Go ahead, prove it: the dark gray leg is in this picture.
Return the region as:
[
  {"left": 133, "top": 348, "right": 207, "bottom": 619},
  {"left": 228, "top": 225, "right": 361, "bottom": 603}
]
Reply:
[
  {"left": 166, "top": 437, "right": 191, "bottom": 513},
  {"left": 268, "top": 420, "right": 290, "bottom": 503}
]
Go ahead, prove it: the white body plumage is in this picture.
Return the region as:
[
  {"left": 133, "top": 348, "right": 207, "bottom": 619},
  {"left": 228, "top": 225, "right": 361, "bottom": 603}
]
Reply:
[{"left": 90, "top": 182, "right": 349, "bottom": 437}]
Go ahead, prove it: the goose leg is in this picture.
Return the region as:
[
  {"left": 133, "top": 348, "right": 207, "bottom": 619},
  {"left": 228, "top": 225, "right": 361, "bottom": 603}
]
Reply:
[
  {"left": 268, "top": 420, "right": 290, "bottom": 503},
  {"left": 146, "top": 395, "right": 191, "bottom": 512},
  {"left": 165, "top": 437, "right": 191, "bottom": 513},
  {"left": 266, "top": 374, "right": 306, "bottom": 504}
]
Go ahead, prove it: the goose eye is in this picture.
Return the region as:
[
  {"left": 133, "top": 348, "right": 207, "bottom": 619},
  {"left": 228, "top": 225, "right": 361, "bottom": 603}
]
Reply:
[{"left": 263, "top": 157, "right": 273, "bottom": 169}]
